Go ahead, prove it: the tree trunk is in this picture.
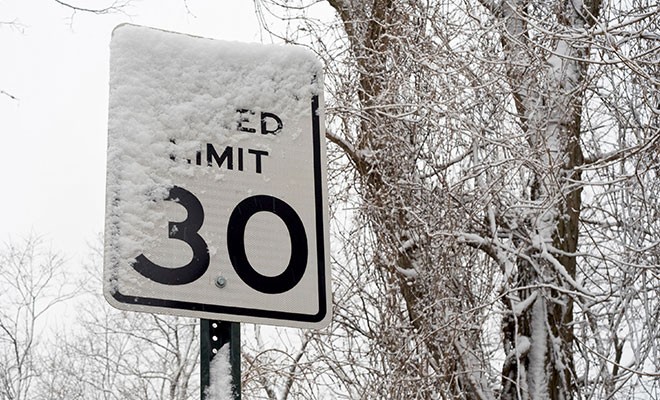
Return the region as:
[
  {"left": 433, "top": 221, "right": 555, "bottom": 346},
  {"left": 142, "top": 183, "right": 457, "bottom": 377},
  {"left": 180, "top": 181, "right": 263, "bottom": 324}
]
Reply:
[{"left": 494, "top": 0, "right": 600, "bottom": 398}]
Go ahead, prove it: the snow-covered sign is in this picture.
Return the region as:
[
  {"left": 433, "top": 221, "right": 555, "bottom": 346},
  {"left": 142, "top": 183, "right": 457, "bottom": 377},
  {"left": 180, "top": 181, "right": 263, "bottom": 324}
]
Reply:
[{"left": 104, "top": 24, "right": 331, "bottom": 328}]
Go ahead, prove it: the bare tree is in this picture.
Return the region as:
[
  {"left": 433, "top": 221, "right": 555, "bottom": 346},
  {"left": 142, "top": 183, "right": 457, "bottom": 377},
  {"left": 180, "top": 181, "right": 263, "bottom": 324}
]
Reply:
[
  {"left": 34, "top": 241, "right": 200, "bottom": 400},
  {"left": 0, "top": 236, "right": 74, "bottom": 400},
  {"left": 254, "top": 0, "right": 660, "bottom": 399}
]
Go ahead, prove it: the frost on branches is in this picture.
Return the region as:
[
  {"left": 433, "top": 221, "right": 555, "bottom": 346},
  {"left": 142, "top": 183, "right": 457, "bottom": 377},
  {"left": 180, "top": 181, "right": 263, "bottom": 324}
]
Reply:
[{"left": 248, "top": 1, "right": 660, "bottom": 399}]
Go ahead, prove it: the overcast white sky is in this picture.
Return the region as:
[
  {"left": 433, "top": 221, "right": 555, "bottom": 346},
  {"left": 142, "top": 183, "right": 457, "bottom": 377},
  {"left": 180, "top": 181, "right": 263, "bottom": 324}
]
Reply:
[{"left": 1, "top": 1, "right": 267, "bottom": 263}]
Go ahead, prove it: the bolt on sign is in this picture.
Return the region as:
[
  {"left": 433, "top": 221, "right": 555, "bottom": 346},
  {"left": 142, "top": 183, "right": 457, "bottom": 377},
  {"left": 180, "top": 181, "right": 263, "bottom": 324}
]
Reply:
[{"left": 104, "top": 24, "right": 331, "bottom": 328}]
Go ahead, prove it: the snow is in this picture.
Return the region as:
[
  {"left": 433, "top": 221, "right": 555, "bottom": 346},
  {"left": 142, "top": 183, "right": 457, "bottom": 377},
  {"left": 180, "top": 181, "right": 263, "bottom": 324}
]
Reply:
[
  {"left": 395, "top": 265, "right": 419, "bottom": 278},
  {"left": 515, "top": 335, "right": 531, "bottom": 357},
  {"left": 103, "top": 23, "right": 325, "bottom": 318},
  {"left": 528, "top": 297, "right": 548, "bottom": 399},
  {"left": 457, "top": 232, "right": 488, "bottom": 246},
  {"left": 512, "top": 291, "right": 538, "bottom": 316},
  {"left": 204, "top": 345, "right": 234, "bottom": 400}
]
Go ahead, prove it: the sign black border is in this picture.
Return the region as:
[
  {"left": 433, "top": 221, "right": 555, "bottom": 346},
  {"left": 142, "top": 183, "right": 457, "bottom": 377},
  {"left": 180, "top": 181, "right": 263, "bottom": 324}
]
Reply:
[{"left": 109, "top": 95, "right": 328, "bottom": 324}]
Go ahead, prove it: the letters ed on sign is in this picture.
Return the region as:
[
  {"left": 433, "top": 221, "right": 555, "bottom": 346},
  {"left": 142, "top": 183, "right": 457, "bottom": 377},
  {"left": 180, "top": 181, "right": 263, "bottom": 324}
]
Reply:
[{"left": 103, "top": 24, "right": 331, "bottom": 329}]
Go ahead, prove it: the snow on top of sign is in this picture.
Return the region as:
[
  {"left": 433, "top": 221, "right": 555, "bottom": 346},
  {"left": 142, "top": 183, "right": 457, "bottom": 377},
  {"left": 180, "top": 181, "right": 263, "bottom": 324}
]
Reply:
[{"left": 105, "top": 24, "right": 322, "bottom": 291}]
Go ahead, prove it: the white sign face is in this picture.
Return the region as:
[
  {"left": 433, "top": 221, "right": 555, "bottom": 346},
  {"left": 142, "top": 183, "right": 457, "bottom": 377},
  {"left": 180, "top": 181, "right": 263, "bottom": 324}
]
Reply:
[{"left": 104, "top": 24, "right": 331, "bottom": 328}]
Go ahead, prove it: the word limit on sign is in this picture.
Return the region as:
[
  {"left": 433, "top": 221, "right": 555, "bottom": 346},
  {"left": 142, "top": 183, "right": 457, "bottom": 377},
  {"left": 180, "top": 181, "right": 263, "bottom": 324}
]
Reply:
[
  {"left": 133, "top": 186, "right": 308, "bottom": 294},
  {"left": 177, "top": 145, "right": 269, "bottom": 174}
]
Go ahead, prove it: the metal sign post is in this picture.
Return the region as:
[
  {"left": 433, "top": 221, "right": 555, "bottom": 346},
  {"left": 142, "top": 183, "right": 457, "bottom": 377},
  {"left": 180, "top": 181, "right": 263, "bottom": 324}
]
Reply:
[{"left": 200, "top": 320, "right": 240, "bottom": 400}]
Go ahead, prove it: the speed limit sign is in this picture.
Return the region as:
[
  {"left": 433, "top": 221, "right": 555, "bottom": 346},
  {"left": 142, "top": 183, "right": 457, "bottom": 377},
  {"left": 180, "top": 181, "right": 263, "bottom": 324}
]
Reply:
[{"left": 103, "top": 24, "right": 331, "bottom": 328}]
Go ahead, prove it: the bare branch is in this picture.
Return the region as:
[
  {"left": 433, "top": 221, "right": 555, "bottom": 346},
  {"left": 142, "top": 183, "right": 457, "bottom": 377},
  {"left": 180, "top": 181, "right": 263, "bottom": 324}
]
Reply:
[
  {"left": 1, "top": 90, "right": 18, "bottom": 101},
  {"left": 52, "top": 0, "right": 131, "bottom": 14}
]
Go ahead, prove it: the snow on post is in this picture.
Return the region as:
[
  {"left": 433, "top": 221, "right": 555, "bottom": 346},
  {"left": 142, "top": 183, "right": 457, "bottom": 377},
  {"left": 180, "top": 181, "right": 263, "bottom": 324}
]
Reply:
[{"left": 204, "top": 346, "right": 234, "bottom": 400}]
